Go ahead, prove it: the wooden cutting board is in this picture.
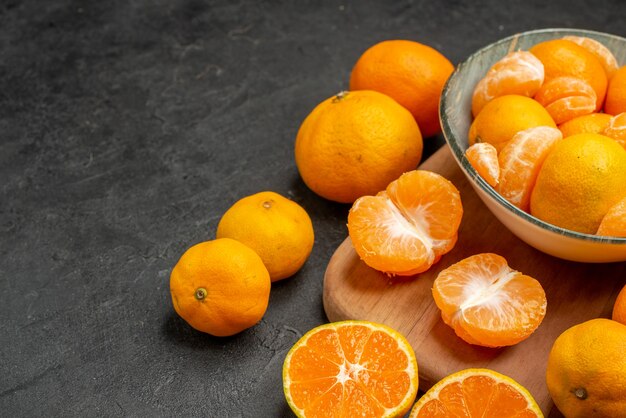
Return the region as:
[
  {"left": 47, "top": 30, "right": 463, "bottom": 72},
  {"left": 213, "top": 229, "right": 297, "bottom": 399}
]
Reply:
[{"left": 323, "top": 145, "right": 626, "bottom": 417}]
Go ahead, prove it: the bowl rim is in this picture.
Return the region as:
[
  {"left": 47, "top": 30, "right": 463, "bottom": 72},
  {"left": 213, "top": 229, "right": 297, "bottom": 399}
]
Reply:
[{"left": 440, "top": 27, "right": 626, "bottom": 245}]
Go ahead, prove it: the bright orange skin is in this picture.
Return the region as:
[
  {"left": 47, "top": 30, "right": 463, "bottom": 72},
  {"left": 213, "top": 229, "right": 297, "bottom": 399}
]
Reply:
[
  {"left": 605, "top": 66, "right": 626, "bottom": 115},
  {"left": 530, "top": 39, "right": 608, "bottom": 111},
  {"left": 169, "top": 238, "right": 271, "bottom": 337},
  {"left": 350, "top": 40, "right": 454, "bottom": 138},
  {"left": 613, "top": 284, "right": 626, "bottom": 325},
  {"left": 295, "top": 90, "right": 423, "bottom": 203},
  {"left": 559, "top": 113, "right": 613, "bottom": 138}
]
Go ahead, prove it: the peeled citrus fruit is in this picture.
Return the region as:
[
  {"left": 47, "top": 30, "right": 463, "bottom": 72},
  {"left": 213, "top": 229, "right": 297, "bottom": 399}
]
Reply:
[
  {"left": 613, "top": 284, "right": 626, "bottom": 325},
  {"left": 350, "top": 39, "right": 454, "bottom": 137},
  {"left": 603, "top": 112, "right": 626, "bottom": 149},
  {"left": 348, "top": 170, "right": 463, "bottom": 276},
  {"left": 295, "top": 90, "right": 423, "bottom": 203},
  {"left": 432, "top": 253, "right": 547, "bottom": 347},
  {"left": 282, "top": 320, "right": 419, "bottom": 418},
  {"left": 216, "top": 191, "right": 314, "bottom": 282},
  {"left": 465, "top": 142, "right": 500, "bottom": 188},
  {"left": 471, "top": 51, "right": 544, "bottom": 117},
  {"left": 409, "top": 368, "right": 543, "bottom": 418},
  {"left": 497, "top": 126, "right": 562, "bottom": 212},
  {"left": 546, "top": 318, "right": 626, "bottom": 418},
  {"left": 534, "top": 76, "right": 597, "bottom": 125},
  {"left": 469, "top": 95, "right": 556, "bottom": 152},
  {"left": 169, "top": 238, "right": 271, "bottom": 336},
  {"left": 530, "top": 133, "right": 626, "bottom": 234},
  {"left": 597, "top": 195, "right": 626, "bottom": 237}
]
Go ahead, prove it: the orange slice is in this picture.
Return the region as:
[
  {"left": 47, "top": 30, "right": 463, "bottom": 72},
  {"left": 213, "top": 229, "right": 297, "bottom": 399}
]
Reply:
[
  {"left": 282, "top": 320, "right": 419, "bottom": 418},
  {"left": 471, "top": 51, "right": 544, "bottom": 117},
  {"left": 465, "top": 142, "right": 500, "bottom": 187},
  {"left": 497, "top": 126, "right": 562, "bottom": 212},
  {"left": 562, "top": 35, "right": 619, "bottom": 78},
  {"left": 597, "top": 195, "right": 626, "bottom": 237},
  {"left": 432, "top": 253, "right": 547, "bottom": 347},
  {"left": 603, "top": 112, "right": 626, "bottom": 150},
  {"left": 534, "top": 76, "right": 597, "bottom": 124},
  {"left": 348, "top": 170, "right": 463, "bottom": 276},
  {"left": 409, "top": 368, "right": 544, "bottom": 418}
]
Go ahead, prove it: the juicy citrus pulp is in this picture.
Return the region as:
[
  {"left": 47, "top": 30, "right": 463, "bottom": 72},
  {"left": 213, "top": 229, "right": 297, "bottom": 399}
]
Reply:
[
  {"left": 348, "top": 170, "right": 462, "bottom": 276},
  {"left": 409, "top": 368, "right": 544, "bottom": 417},
  {"left": 432, "top": 253, "right": 547, "bottom": 347},
  {"left": 283, "top": 320, "right": 419, "bottom": 418}
]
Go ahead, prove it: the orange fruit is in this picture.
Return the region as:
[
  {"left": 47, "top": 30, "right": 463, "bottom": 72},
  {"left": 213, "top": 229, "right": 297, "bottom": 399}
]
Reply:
[
  {"left": 432, "top": 253, "right": 547, "bottom": 347},
  {"left": 613, "top": 284, "right": 626, "bottom": 325},
  {"left": 562, "top": 35, "right": 619, "bottom": 78},
  {"left": 534, "top": 76, "right": 597, "bottom": 124},
  {"left": 546, "top": 318, "right": 626, "bottom": 418},
  {"left": 349, "top": 39, "right": 454, "bottom": 138},
  {"left": 409, "top": 368, "right": 543, "bottom": 418},
  {"left": 605, "top": 65, "right": 626, "bottom": 115},
  {"left": 597, "top": 196, "right": 626, "bottom": 237},
  {"left": 465, "top": 142, "right": 500, "bottom": 188},
  {"left": 169, "top": 238, "right": 271, "bottom": 336},
  {"left": 295, "top": 90, "right": 423, "bottom": 203},
  {"left": 282, "top": 320, "right": 419, "bottom": 418},
  {"left": 530, "top": 133, "right": 626, "bottom": 234},
  {"left": 497, "top": 126, "right": 562, "bottom": 212},
  {"left": 603, "top": 112, "right": 626, "bottom": 150},
  {"left": 530, "top": 39, "right": 608, "bottom": 111},
  {"left": 468, "top": 95, "right": 556, "bottom": 152},
  {"left": 347, "top": 170, "right": 462, "bottom": 276},
  {"left": 216, "top": 191, "right": 314, "bottom": 282},
  {"left": 558, "top": 112, "right": 613, "bottom": 137},
  {"left": 471, "top": 51, "right": 545, "bottom": 117}
]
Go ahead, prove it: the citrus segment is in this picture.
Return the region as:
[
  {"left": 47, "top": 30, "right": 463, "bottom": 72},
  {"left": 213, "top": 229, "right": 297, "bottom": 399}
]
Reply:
[
  {"left": 558, "top": 112, "right": 612, "bottom": 138},
  {"left": 497, "top": 126, "right": 562, "bottom": 211},
  {"left": 603, "top": 112, "right": 626, "bottom": 150},
  {"left": 471, "top": 51, "right": 544, "bottom": 117},
  {"left": 348, "top": 170, "right": 462, "bottom": 276},
  {"left": 469, "top": 95, "right": 556, "bottom": 152},
  {"left": 465, "top": 142, "right": 500, "bottom": 187},
  {"left": 432, "top": 253, "right": 547, "bottom": 347},
  {"left": 562, "top": 35, "right": 619, "bottom": 78},
  {"left": 283, "top": 321, "right": 419, "bottom": 418},
  {"left": 597, "top": 195, "right": 626, "bottom": 237},
  {"left": 295, "top": 90, "right": 423, "bottom": 203},
  {"left": 409, "top": 368, "right": 543, "bottom": 418},
  {"left": 350, "top": 40, "right": 454, "bottom": 138},
  {"left": 534, "top": 76, "right": 596, "bottom": 124},
  {"left": 605, "top": 65, "right": 626, "bottom": 115},
  {"left": 529, "top": 39, "right": 608, "bottom": 111}
]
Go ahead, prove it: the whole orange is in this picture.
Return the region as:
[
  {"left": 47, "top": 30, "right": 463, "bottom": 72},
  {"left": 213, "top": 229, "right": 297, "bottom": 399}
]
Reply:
[
  {"left": 169, "top": 238, "right": 271, "bottom": 337},
  {"left": 605, "top": 65, "right": 626, "bottom": 115},
  {"left": 349, "top": 40, "right": 454, "bottom": 138},
  {"left": 530, "top": 133, "right": 626, "bottom": 234},
  {"left": 530, "top": 39, "right": 608, "bottom": 111},
  {"left": 295, "top": 90, "right": 423, "bottom": 203},
  {"left": 468, "top": 94, "right": 556, "bottom": 152},
  {"left": 216, "top": 191, "right": 314, "bottom": 282},
  {"left": 546, "top": 318, "right": 626, "bottom": 418}
]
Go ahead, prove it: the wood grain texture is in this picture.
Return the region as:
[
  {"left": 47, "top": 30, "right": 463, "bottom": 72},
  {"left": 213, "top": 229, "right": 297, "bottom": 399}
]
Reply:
[{"left": 323, "top": 146, "right": 626, "bottom": 416}]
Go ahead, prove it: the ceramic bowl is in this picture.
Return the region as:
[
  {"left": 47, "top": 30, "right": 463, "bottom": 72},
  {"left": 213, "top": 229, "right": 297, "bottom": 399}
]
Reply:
[{"left": 440, "top": 28, "right": 626, "bottom": 263}]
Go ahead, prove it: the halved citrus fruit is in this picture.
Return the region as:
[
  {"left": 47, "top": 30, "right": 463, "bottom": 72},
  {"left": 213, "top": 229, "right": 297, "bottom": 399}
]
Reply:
[
  {"left": 409, "top": 368, "right": 543, "bottom": 418},
  {"left": 497, "top": 126, "right": 562, "bottom": 212},
  {"left": 348, "top": 170, "right": 463, "bottom": 276},
  {"left": 465, "top": 142, "right": 500, "bottom": 187},
  {"left": 283, "top": 320, "right": 419, "bottom": 418},
  {"left": 432, "top": 253, "right": 547, "bottom": 347}
]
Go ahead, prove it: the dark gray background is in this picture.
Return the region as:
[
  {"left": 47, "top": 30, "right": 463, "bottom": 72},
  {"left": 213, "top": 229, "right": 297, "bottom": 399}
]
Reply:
[{"left": 1, "top": 1, "right": 625, "bottom": 416}]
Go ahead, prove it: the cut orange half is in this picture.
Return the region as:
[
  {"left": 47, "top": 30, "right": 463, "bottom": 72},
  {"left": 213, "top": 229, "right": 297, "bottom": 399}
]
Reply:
[
  {"left": 348, "top": 170, "right": 463, "bottom": 276},
  {"left": 282, "top": 320, "right": 419, "bottom": 418},
  {"left": 409, "top": 368, "right": 544, "bottom": 417},
  {"left": 432, "top": 253, "right": 547, "bottom": 347}
]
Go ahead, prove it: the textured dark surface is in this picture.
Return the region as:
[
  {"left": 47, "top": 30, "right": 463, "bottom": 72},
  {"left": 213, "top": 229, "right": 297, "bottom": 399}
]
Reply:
[{"left": 1, "top": 1, "right": 626, "bottom": 416}]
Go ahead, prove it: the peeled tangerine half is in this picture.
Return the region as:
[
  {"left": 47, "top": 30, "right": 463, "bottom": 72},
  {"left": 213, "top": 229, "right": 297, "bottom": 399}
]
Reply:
[
  {"left": 432, "top": 253, "right": 547, "bottom": 348},
  {"left": 348, "top": 170, "right": 463, "bottom": 277}
]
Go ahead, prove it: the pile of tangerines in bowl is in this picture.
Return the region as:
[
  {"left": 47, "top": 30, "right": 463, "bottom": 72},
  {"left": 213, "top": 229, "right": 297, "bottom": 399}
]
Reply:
[{"left": 166, "top": 28, "right": 626, "bottom": 418}]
